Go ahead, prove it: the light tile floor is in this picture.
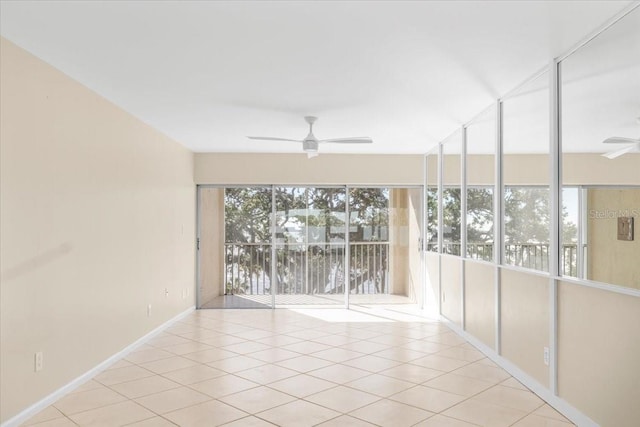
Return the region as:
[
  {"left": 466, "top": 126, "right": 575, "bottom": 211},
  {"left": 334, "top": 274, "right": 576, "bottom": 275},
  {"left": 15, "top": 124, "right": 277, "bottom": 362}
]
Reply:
[{"left": 21, "top": 308, "right": 575, "bottom": 427}]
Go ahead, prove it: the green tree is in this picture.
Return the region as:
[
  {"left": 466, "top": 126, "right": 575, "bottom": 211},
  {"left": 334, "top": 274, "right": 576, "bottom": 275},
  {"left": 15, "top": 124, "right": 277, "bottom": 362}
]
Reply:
[{"left": 504, "top": 187, "right": 550, "bottom": 244}]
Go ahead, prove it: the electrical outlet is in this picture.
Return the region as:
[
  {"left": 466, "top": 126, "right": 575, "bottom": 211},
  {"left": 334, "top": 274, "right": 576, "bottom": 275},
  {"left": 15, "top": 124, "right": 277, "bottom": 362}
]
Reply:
[
  {"left": 147, "top": 304, "right": 151, "bottom": 317},
  {"left": 34, "top": 352, "right": 43, "bottom": 372},
  {"left": 543, "top": 347, "right": 550, "bottom": 366},
  {"left": 165, "top": 288, "right": 169, "bottom": 297}
]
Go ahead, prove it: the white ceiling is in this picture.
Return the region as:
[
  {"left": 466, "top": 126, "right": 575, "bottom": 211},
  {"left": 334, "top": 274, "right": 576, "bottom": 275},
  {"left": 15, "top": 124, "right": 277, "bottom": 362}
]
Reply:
[{"left": 0, "top": 0, "right": 634, "bottom": 154}]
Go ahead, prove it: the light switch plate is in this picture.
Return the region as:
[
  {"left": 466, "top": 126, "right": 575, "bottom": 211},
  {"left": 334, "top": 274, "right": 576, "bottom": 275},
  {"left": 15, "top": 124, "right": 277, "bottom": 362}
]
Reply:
[{"left": 617, "top": 217, "right": 634, "bottom": 241}]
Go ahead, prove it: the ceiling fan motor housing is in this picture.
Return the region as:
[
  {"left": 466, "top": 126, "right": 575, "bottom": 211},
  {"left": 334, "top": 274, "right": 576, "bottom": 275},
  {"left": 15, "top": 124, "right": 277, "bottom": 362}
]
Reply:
[{"left": 303, "top": 139, "right": 318, "bottom": 152}]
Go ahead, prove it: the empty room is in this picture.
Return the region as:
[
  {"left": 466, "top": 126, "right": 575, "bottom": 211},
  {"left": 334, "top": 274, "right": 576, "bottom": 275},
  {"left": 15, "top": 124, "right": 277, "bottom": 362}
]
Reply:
[{"left": 1, "top": 1, "right": 639, "bottom": 426}]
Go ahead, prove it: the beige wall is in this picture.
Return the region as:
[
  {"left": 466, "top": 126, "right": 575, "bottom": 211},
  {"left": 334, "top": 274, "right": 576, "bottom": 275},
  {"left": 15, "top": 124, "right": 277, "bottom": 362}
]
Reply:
[
  {"left": 426, "top": 153, "right": 437, "bottom": 184},
  {"left": 563, "top": 153, "right": 640, "bottom": 186},
  {"left": 500, "top": 268, "right": 549, "bottom": 387},
  {"left": 558, "top": 281, "right": 640, "bottom": 427},
  {"left": 464, "top": 261, "right": 496, "bottom": 349},
  {"left": 424, "top": 253, "right": 441, "bottom": 315},
  {"left": 198, "top": 188, "right": 225, "bottom": 304},
  {"left": 462, "top": 153, "right": 640, "bottom": 186},
  {"left": 195, "top": 153, "right": 423, "bottom": 186},
  {"left": 388, "top": 188, "right": 422, "bottom": 301},
  {"left": 0, "top": 38, "right": 195, "bottom": 422},
  {"left": 467, "top": 154, "right": 495, "bottom": 187},
  {"left": 442, "top": 154, "right": 461, "bottom": 186},
  {"left": 440, "top": 256, "right": 462, "bottom": 326},
  {"left": 587, "top": 188, "right": 640, "bottom": 289},
  {"left": 503, "top": 154, "right": 550, "bottom": 186}
]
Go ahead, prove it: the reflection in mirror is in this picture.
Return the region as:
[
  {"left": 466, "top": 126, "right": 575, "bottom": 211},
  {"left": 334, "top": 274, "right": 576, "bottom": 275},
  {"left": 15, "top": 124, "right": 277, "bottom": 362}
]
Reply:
[
  {"left": 561, "top": 8, "right": 640, "bottom": 290},
  {"left": 442, "top": 130, "right": 462, "bottom": 256},
  {"left": 426, "top": 150, "right": 439, "bottom": 252},
  {"left": 466, "top": 107, "right": 495, "bottom": 262},
  {"left": 502, "top": 71, "right": 550, "bottom": 272}
]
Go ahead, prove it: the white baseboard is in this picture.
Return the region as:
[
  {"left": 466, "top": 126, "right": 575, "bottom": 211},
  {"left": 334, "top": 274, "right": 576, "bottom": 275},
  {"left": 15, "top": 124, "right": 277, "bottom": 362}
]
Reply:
[
  {"left": 1, "top": 306, "right": 196, "bottom": 427},
  {"left": 442, "top": 318, "right": 599, "bottom": 427}
]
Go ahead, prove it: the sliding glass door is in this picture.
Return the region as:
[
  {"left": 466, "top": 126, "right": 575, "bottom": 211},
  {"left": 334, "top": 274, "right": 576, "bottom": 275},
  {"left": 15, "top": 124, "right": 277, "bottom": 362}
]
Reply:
[
  {"left": 198, "top": 185, "right": 423, "bottom": 309},
  {"left": 275, "top": 187, "right": 346, "bottom": 306}
]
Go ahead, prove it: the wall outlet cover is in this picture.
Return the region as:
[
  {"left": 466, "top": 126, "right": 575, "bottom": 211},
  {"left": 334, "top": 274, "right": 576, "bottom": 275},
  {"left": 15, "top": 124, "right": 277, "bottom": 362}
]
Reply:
[
  {"left": 35, "top": 352, "right": 43, "bottom": 372},
  {"left": 617, "top": 217, "right": 634, "bottom": 241}
]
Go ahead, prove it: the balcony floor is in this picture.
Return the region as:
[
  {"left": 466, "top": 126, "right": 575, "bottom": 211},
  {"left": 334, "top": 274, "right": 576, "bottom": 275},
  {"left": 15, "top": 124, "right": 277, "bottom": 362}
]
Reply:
[{"left": 200, "top": 293, "right": 415, "bottom": 309}]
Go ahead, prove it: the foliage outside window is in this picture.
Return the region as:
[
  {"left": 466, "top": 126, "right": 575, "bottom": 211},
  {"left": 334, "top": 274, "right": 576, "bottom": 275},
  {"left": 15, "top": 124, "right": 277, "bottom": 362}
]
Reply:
[{"left": 467, "top": 187, "right": 494, "bottom": 261}]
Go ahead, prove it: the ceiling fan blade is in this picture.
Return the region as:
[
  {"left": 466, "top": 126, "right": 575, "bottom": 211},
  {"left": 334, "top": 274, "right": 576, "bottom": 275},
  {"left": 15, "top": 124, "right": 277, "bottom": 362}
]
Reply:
[
  {"left": 602, "top": 143, "right": 640, "bottom": 159},
  {"left": 247, "top": 136, "right": 301, "bottom": 142},
  {"left": 603, "top": 137, "right": 639, "bottom": 144},
  {"left": 320, "top": 137, "right": 373, "bottom": 144}
]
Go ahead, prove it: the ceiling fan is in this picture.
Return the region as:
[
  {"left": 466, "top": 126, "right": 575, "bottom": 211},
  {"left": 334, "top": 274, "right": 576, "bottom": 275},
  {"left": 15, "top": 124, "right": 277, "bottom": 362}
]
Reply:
[
  {"left": 248, "top": 116, "right": 373, "bottom": 158},
  {"left": 602, "top": 118, "right": 640, "bottom": 159}
]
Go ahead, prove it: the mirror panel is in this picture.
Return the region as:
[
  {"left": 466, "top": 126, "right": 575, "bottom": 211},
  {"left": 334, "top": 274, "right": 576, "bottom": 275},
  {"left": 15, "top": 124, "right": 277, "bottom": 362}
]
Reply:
[
  {"left": 442, "top": 130, "right": 463, "bottom": 256},
  {"left": 560, "top": 8, "right": 640, "bottom": 289},
  {"left": 466, "top": 107, "right": 496, "bottom": 262},
  {"left": 502, "top": 71, "right": 550, "bottom": 272},
  {"left": 426, "top": 149, "right": 439, "bottom": 252}
]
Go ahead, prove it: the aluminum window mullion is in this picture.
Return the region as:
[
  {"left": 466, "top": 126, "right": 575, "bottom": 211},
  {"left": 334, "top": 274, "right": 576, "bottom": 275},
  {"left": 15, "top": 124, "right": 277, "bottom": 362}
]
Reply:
[
  {"left": 345, "top": 186, "right": 351, "bottom": 308},
  {"left": 461, "top": 126, "right": 467, "bottom": 330},
  {"left": 495, "top": 100, "right": 504, "bottom": 355},
  {"left": 437, "top": 143, "right": 444, "bottom": 315},
  {"left": 549, "top": 58, "right": 562, "bottom": 397},
  {"left": 271, "top": 186, "right": 276, "bottom": 309}
]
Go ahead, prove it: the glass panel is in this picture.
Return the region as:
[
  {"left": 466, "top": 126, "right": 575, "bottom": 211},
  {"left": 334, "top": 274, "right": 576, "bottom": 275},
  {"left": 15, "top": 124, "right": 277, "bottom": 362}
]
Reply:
[
  {"left": 466, "top": 107, "right": 495, "bottom": 262},
  {"left": 560, "top": 8, "right": 640, "bottom": 289},
  {"left": 561, "top": 187, "right": 579, "bottom": 277},
  {"left": 442, "top": 130, "right": 462, "bottom": 256},
  {"left": 308, "top": 188, "right": 346, "bottom": 297},
  {"left": 275, "top": 187, "right": 345, "bottom": 305},
  {"left": 503, "top": 187, "right": 550, "bottom": 271},
  {"left": 349, "top": 188, "right": 389, "bottom": 295},
  {"left": 502, "top": 71, "right": 550, "bottom": 272},
  {"left": 348, "top": 187, "right": 422, "bottom": 306},
  {"left": 426, "top": 150, "right": 439, "bottom": 252},
  {"left": 224, "top": 187, "right": 272, "bottom": 298}
]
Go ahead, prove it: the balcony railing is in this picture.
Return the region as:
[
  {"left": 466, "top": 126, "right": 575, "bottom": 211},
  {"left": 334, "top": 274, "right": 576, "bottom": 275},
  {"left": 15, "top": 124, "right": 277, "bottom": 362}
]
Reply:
[
  {"left": 426, "top": 242, "right": 579, "bottom": 275},
  {"left": 224, "top": 242, "right": 389, "bottom": 296}
]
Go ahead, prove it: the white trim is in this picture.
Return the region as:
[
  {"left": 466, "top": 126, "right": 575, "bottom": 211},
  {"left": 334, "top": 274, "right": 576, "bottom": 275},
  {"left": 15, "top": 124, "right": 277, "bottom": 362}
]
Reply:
[
  {"left": 443, "top": 318, "right": 599, "bottom": 427},
  {"left": 494, "top": 99, "right": 503, "bottom": 355},
  {"left": 437, "top": 143, "right": 444, "bottom": 315},
  {"left": 463, "top": 103, "right": 496, "bottom": 128},
  {"left": 460, "top": 126, "right": 467, "bottom": 330},
  {"left": 576, "top": 186, "right": 585, "bottom": 279},
  {"left": 422, "top": 154, "right": 428, "bottom": 311},
  {"left": 345, "top": 186, "right": 351, "bottom": 309},
  {"left": 462, "top": 257, "right": 495, "bottom": 268},
  {"left": 557, "top": 275, "right": 640, "bottom": 298},
  {"left": 498, "top": 263, "right": 551, "bottom": 279},
  {"left": 196, "top": 185, "right": 203, "bottom": 307},
  {"left": 556, "top": 2, "right": 640, "bottom": 63},
  {"left": 271, "top": 186, "right": 277, "bottom": 309},
  {"left": 1, "top": 307, "right": 196, "bottom": 427},
  {"left": 500, "top": 65, "right": 550, "bottom": 102},
  {"left": 549, "top": 57, "right": 561, "bottom": 396}
]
